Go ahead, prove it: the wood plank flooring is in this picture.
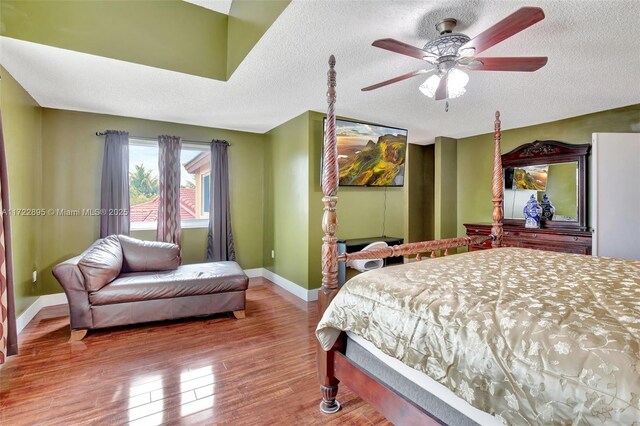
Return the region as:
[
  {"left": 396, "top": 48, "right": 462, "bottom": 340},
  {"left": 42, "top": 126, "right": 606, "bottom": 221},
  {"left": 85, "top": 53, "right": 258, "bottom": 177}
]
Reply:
[{"left": 0, "top": 278, "right": 391, "bottom": 425}]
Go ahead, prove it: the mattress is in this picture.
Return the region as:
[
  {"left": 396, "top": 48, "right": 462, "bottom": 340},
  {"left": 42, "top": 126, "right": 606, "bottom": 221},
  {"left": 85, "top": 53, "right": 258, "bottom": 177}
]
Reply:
[
  {"left": 317, "top": 247, "right": 640, "bottom": 424},
  {"left": 346, "top": 331, "right": 499, "bottom": 425}
]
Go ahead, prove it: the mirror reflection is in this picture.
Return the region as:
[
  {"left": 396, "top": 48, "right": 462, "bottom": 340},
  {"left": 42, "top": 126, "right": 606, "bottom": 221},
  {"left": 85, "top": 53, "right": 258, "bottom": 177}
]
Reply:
[{"left": 503, "top": 161, "right": 578, "bottom": 222}]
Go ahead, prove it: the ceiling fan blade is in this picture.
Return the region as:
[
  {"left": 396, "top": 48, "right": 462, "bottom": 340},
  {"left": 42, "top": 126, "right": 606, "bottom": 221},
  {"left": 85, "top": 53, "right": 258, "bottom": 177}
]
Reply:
[
  {"left": 460, "top": 7, "right": 545, "bottom": 56},
  {"left": 466, "top": 57, "right": 548, "bottom": 71},
  {"left": 372, "top": 38, "right": 435, "bottom": 61},
  {"left": 435, "top": 72, "right": 448, "bottom": 101},
  {"left": 362, "top": 69, "right": 433, "bottom": 91}
]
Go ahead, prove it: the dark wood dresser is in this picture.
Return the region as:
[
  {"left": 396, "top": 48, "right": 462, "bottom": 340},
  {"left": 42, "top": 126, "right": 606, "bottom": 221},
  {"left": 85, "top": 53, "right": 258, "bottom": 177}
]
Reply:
[{"left": 465, "top": 223, "right": 592, "bottom": 255}]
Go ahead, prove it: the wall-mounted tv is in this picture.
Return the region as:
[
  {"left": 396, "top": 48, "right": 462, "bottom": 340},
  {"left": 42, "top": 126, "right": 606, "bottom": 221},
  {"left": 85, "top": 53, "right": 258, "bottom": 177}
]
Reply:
[{"left": 323, "top": 118, "right": 407, "bottom": 187}]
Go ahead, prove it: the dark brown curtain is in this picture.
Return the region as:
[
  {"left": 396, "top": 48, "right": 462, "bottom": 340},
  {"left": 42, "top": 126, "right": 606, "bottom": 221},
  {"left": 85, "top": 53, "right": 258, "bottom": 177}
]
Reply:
[
  {"left": 207, "top": 140, "right": 235, "bottom": 261},
  {"left": 100, "top": 131, "right": 130, "bottom": 238},
  {"left": 0, "top": 111, "right": 18, "bottom": 362}
]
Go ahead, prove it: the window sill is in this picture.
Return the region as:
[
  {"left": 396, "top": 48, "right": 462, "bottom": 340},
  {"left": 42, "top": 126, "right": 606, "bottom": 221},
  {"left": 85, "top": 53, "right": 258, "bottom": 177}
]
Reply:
[
  {"left": 182, "top": 219, "right": 209, "bottom": 229},
  {"left": 131, "top": 221, "right": 157, "bottom": 232},
  {"left": 130, "top": 219, "right": 209, "bottom": 232}
]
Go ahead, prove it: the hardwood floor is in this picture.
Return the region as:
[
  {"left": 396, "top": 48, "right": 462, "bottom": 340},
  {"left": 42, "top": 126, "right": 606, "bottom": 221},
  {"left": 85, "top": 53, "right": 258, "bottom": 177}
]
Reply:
[{"left": 0, "top": 278, "right": 391, "bottom": 425}]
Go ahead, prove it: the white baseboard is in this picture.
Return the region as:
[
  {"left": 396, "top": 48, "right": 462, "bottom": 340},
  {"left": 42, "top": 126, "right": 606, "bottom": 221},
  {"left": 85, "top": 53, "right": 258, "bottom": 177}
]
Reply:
[
  {"left": 260, "top": 268, "right": 318, "bottom": 302},
  {"left": 244, "top": 267, "right": 318, "bottom": 301},
  {"left": 17, "top": 293, "right": 68, "bottom": 334},
  {"left": 243, "top": 268, "right": 263, "bottom": 278}
]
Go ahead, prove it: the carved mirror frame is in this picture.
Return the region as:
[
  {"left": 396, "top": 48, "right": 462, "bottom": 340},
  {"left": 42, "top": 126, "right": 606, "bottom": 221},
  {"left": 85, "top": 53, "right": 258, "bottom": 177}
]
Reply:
[{"left": 502, "top": 140, "right": 591, "bottom": 230}]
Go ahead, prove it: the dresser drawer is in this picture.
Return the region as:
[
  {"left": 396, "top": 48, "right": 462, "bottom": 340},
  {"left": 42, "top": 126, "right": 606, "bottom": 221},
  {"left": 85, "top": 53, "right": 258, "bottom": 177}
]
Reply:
[
  {"left": 464, "top": 223, "right": 592, "bottom": 255},
  {"left": 470, "top": 239, "right": 493, "bottom": 251},
  {"left": 505, "top": 230, "right": 591, "bottom": 245},
  {"left": 514, "top": 240, "right": 591, "bottom": 255}
]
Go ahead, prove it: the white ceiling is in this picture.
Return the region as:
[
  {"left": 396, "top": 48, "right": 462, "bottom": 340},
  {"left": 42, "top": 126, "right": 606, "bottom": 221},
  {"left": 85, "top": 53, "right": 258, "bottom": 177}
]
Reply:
[
  {"left": 183, "top": 0, "right": 232, "bottom": 15},
  {"left": 1, "top": 0, "right": 639, "bottom": 144}
]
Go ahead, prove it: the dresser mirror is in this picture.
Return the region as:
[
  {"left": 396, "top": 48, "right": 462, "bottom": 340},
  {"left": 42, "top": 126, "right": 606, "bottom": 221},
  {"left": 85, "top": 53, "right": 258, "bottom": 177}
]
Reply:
[
  {"left": 501, "top": 140, "right": 590, "bottom": 230},
  {"left": 504, "top": 161, "right": 578, "bottom": 221}
]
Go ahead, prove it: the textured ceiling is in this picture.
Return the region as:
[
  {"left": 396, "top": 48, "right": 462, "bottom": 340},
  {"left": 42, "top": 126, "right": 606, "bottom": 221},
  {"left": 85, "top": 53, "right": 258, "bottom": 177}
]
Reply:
[
  {"left": 182, "top": 0, "right": 232, "bottom": 15},
  {"left": 1, "top": 0, "right": 639, "bottom": 144}
]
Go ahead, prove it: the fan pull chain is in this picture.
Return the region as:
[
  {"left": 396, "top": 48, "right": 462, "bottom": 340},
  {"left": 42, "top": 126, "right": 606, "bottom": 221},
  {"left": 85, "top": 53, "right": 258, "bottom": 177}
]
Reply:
[{"left": 445, "top": 100, "right": 449, "bottom": 112}]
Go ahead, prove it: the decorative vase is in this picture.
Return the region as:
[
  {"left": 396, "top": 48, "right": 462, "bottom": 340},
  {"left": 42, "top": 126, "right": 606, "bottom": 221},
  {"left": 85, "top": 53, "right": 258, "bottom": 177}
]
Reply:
[
  {"left": 540, "top": 194, "right": 555, "bottom": 221},
  {"left": 523, "top": 194, "right": 542, "bottom": 228}
]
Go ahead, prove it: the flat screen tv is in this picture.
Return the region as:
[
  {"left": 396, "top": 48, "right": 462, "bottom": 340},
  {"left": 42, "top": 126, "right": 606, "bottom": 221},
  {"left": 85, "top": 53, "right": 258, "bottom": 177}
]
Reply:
[{"left": 323, "top": 118, "right": 407, "bottom": 187}]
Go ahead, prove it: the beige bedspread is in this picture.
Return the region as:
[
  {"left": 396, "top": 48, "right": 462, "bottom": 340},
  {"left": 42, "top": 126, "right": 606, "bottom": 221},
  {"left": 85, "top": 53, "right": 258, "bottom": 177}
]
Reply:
[{"left": 316, "top": 247, "right": 640, "bottom": 425}]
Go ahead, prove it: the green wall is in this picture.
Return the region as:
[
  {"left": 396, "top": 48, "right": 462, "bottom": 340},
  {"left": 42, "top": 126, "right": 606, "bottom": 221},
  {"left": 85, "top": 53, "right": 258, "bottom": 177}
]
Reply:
[
  {"left": 264, "top": 111, "right": 407, "bottom": 290},
  {"left": 0, "top": 66, "right": 42, "bottom": 315},
  {"left": 456, "top": 104, "right": 640, "bottom": 237},
  {"left": 38, "top": 109, "right": 266, "bottom": 295},
  {"left": 0, "top": 62, "right": 414, "bottom": 310},
  {"left": 434, "top": 136, "right": 457, "bottom": 239},
  {"left": 545, "top": 163, "right": 577, "bottom": 219},
  {"left": 227, "top": 0, "right": 291, "bottom": 78},
  {"left": 264, "top": 112, "right": 310, "bottom": 287},
  {"left": 0, "top": 0, "right": 229, "bottom": 80},
  {"left": 1, "top": 0, "right": 291, "bottom": 80},
  {"left": 406, "top": 144, "right": 435, "bottom": 243},
  {"left": 307, "top": 112, "right": 404, "bottom": 289},
  {"left": 1, "top": 68, "right": 267, "bottom": 313}
]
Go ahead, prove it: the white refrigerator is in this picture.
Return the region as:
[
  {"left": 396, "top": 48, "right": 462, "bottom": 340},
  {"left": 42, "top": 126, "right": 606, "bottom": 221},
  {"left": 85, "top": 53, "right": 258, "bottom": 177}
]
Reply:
[{"left": 592, "top": 132, "right": 640, "bottom": 260}]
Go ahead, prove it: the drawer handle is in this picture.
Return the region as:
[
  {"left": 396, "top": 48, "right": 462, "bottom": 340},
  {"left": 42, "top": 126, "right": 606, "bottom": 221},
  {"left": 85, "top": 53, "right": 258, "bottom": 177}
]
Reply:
[
  {"left": 531, "top": 233, "right": 537, "bottom": 238},
  {"left": 504, "top": 231, "right": 510, "bottom": 236},
  {"left": 573, "top": 237, "right": 579, "bottom": 242}
]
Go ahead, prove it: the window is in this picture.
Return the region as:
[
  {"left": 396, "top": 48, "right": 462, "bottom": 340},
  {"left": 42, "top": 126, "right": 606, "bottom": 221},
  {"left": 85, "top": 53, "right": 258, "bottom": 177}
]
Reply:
[
  {"left": 182, "top": 147, "right": 211, "bottom": 220},
  {"left": 202, "top": 174, "right": 210, "bottom": 214},
  {"left": 129, "top": 139, "right": 211, "bottom": 230}
]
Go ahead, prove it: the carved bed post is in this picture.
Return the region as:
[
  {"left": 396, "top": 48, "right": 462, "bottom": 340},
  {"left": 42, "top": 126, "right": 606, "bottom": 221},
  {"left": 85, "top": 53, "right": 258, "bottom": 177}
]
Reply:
[
  {"left": 317, "top": 55, "right": 341, "bottom": 414},
  {"left": 491, "top": 111, "right": 504, "bottom": 247}
]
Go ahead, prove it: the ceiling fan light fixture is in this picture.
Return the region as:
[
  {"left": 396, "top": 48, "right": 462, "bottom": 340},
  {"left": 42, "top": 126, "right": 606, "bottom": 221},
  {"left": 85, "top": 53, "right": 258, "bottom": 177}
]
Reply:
[
  {"left": 459, "top": 47, "right": 476, "bottom": 57},
  {"left": 419, "top": 69, "right": 469, "bottom": 99},
  {"left": 419, "top": 74, "right": 440, "bottom": 98}
]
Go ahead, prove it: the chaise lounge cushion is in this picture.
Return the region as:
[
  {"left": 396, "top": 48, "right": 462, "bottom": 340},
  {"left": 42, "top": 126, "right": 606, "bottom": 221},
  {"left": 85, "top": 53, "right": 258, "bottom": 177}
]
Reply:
[
  {"left": 89, "top": 261, "right": 248, "bottom": 305},
  {"left": 78, "top": 235, "right": 123, "bottom": 292},
  {"left": 118, "top": 235, "right": 180, "bottom": 273}
]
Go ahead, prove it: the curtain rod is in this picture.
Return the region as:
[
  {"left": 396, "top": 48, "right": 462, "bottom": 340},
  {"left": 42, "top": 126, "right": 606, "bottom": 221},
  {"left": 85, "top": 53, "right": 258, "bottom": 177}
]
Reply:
[{"left": 95, "top": 132, "right": 230, "bottom": 146}]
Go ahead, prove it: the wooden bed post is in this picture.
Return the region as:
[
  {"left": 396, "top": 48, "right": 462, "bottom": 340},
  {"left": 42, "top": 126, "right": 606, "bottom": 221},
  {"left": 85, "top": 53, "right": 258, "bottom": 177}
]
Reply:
[
  {"left": 315, "top": 59, "right": 505, "bottom": 416},
  {"left": 317, "top": 55, "right": 341, "bottom": 414},
  {"left": 491, "top": 111, "right": 504, "bottom": 247}
]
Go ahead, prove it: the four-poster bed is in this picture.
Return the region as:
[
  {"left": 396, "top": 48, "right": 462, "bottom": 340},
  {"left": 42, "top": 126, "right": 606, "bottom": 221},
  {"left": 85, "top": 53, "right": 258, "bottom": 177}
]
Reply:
[{"left": 316, "top": 56, "right": 640, "bottom": 424}]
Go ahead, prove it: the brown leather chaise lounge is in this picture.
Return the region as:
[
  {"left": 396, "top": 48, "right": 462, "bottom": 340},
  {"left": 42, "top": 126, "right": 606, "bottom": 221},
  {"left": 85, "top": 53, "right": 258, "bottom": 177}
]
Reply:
[{"left": 53, "top": 235, "right": 249, "bottom": 341}]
